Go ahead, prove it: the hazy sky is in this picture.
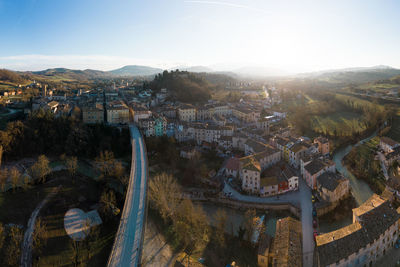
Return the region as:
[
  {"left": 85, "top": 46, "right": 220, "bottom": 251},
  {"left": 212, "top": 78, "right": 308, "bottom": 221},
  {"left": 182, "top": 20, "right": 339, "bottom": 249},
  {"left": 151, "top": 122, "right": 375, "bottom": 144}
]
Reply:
[{"left": 0, "top": 0, "right": 399, "bottom": 73}]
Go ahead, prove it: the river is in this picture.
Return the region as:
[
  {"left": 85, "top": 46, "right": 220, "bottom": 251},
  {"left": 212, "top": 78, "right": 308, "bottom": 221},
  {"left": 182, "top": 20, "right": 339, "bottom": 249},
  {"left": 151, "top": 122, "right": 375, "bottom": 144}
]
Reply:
[
  {"left": 333, "top": 132, "right": 376, "bottom": 205},
  {"left": 319, "top": 132, "right": 376, "bottom": 233}
]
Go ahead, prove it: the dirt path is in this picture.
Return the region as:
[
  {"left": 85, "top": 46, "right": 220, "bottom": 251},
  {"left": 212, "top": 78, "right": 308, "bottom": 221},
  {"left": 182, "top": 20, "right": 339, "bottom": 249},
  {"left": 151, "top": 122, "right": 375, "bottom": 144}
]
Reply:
[{"left": 20, "top": 185, "right": 61, "bottom": 267}]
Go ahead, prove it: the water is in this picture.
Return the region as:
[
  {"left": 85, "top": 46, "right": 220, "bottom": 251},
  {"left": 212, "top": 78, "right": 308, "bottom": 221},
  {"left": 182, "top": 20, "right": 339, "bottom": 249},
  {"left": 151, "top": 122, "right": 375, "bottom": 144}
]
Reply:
[
  {"left": 198, "top": 203, "right": 287, "bottom": 237},
  {"left": 332, "top": 133, "right": 375, "bottom": 206},
  {"left": 319, "top": 132, "right": 376, "bottom": 232}
]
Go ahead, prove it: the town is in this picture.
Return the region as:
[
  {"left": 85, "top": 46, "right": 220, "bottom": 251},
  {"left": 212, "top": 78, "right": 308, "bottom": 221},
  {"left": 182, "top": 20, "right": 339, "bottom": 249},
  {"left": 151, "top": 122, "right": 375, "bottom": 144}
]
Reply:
[
  {"left": 1, "top": 64, "right": 400, "bottom": 267},
  {"left": 2, "top": 1, "right": 400, "bottom": 267}
]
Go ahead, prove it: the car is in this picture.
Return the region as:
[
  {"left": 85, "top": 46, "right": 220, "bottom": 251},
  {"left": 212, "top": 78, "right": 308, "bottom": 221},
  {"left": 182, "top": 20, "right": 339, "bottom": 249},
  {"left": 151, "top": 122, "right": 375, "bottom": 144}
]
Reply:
[
  {"left": 312, "top": 209, "right": 317, "bottom": 217},
  {"left": 313, "top": 219, "right": 317, "bottom": 228},
  {"left": 312, "top": 198, "right": 316, "bottom": 203},
  {"left": 313, "top": 230, "right": 318, "bottom": 238}
]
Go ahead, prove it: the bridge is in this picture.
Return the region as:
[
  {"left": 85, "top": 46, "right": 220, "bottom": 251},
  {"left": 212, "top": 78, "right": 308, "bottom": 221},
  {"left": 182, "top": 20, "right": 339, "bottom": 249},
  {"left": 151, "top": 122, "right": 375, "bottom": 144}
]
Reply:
[{"left": 107, "top": 124, "right": 148, "bottom": 267}]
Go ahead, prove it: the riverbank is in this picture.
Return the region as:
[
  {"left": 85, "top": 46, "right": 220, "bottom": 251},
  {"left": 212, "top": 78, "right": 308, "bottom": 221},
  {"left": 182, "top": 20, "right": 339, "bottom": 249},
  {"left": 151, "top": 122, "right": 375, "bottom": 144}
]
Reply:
[{"left": 342, "top": 136, "right": 386, "bottom": 194}]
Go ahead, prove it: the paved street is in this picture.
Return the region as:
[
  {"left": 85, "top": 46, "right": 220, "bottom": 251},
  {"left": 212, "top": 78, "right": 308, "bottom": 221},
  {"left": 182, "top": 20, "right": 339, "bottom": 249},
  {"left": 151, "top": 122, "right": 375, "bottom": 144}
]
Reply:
[
  {"left": 108, "top": 125, "right": 148, "bottom": 267},
  {"left": 223, "top": 178, "right": 314, "bottom": 267}
]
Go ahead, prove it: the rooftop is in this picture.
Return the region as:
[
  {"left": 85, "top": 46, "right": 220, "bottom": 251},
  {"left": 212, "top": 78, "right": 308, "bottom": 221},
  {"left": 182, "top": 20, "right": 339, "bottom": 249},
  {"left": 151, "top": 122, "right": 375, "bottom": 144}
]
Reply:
[
  {"left": 272, "top": 217, "right": 302, "bottom": 267},
  {"left": 316, "top": 194, "right": 400, "bottom": 266},
  {"left": 317, "top": 172, "right": 347, "bottom": 192}
]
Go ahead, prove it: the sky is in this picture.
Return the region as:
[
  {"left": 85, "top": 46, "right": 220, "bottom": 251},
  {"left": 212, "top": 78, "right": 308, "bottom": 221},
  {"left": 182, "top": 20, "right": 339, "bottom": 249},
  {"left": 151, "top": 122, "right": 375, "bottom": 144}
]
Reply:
[{"left": 0, "top": 0, "right": 399, "bottom": 73}]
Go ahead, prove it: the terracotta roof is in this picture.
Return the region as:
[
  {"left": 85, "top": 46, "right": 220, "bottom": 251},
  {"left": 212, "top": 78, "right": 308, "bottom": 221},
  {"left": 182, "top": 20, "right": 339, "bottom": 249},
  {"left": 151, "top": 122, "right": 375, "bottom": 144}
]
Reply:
[{"left": 225, "top": 157, "right": 239, "bottom": 171}]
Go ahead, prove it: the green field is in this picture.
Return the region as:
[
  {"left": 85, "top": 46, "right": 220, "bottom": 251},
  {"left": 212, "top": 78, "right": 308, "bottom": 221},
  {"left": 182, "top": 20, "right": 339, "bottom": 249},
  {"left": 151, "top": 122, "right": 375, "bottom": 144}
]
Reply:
[{"left": 311, "top": 111, "right": 366, "bottom": 136}]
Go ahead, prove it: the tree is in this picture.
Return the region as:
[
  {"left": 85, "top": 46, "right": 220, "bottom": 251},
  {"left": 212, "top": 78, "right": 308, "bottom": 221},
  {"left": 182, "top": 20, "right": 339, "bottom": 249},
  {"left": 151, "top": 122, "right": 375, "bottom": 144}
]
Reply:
[
  {"left": 172, "top": 199, "right": 209, "bottom": 250},
  {"left": 242, "top": 209, "right": 263, "bottom": 243},
  {"left": 95, "top": 151, "right": 115, "bottom": 179},
  {"left": 0, "top": 130, "right": 11, "bottom": 168},
  {"left": 6, "top": 225, "right": 23, "bottom": 266},
  {"left": 33, "top": 218, "right": 47, "bottom": 255},
  {"left": 0, "top": 168, "right": 8, "bottom": 192},
  {"left": 212, "top": 209, "right": 227, "bottom": 249},
  {"left": 70, "top": 239, "right": 82, "bottom": 267},
  {"left": 100, "top": 190, "right": 117, "bottom": 218},
  {"left": 66, "top": 156, "right": 78, "bottom": 182},
  {"left": 0, "top": 222, "right": 5, "bottom": 251},
  {"left": 30, "top": 155, "right": 51, "bottom": 183},
  {"left": 148, "top": 173, "right": 182, "bottom": 222},
  {"left": 85, "top": 222, "right": 100, "bottom": 261},
  {"left": 9, "top": 167, "right": 20, "bottom": 192}
]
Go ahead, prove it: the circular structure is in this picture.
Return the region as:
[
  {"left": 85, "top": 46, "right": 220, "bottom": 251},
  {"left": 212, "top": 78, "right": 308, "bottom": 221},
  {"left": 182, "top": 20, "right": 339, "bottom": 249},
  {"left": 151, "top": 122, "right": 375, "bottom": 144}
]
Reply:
[{"left": 64, "top": 208, "right": 89, "bottom": 241}]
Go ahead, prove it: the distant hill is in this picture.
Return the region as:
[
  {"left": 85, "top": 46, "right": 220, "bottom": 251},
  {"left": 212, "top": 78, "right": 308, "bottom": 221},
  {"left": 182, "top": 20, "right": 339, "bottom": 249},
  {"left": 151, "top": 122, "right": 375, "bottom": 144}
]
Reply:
[
  {"left": 0, "top": 69, "right": 30, "bottom": 84},
  {"left": 110, "top": 65, "right": 163, "bottom": 76},
  {"left": 31, "top": 68, "right": 111, "bottom": 81},
  {"left": 171, "top": 66, "right": 214, "bottom": 73}
]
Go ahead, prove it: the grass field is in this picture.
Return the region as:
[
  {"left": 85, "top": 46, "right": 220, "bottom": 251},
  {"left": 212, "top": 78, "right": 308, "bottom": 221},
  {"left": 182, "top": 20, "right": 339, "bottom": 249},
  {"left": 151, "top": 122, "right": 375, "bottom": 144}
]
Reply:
[
  {"left": 35, "top": 172, "right": 117, "bottom": 267},
  {"left": 311, "top": 111, "right": 366, "bottom": 136}
]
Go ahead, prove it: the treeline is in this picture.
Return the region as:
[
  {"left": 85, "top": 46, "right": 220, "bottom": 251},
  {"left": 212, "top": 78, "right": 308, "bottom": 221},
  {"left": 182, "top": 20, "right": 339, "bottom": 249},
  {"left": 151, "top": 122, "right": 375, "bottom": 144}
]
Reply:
[
  {"left": 147, "top": 70, "right": 212, "bottom": 103},
  {"left": 0, "top": 109, "right": 131, "bottom": 162}
]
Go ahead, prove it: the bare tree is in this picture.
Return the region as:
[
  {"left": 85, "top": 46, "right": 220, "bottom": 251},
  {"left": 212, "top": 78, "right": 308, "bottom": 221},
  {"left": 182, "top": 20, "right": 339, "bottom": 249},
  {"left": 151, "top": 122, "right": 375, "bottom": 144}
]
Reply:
[
  {"left": 6, "top": 225, "right": 23, "bottom": 266},
  {"left": 66, "top": 156, "right": 78, "bottom": 183},
  {"left": 0, "top": 168, "right": 8, "bottom": 192},
  {"left": 30, "top": 155, "right": 51, "bottom": 183},
  {"left": 33, "top": 218, "right": 47, "bottom": 255},
  {"left": 95, "top": 151, "right": 115, "bottom": 179},
  {"left": 0, "top": 222, "right": 5, "bottom": 251},
  {"left": 213, "top": 209, "right": 227, "bottom": 249},
  {"left": 100, "top": 190, "right": 117, "bottom": 218},
  {"left": 9, "top": 167, "right": 20, "bottom": 192},
  {"left": 148, "top": 173, "right": 182, "bottom": 222},
  {"left": 0, "top": 130, "right": 11, "bottom": 168}
]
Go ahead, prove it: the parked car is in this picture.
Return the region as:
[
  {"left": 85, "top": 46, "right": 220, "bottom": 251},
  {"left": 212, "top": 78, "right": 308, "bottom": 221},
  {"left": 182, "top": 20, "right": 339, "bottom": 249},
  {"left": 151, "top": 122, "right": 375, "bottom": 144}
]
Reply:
[
  {"left": 395, "top": 239, "right": 400, "bottom": 249},
  {"left": 312, "top": 209, "right": 317, "bottom": 217},
  {"left": 313, "top": 219, "right": 317, "bottom": 228},
  {"left": 313, "top": 230, "right": 318, "bottom": 239}
]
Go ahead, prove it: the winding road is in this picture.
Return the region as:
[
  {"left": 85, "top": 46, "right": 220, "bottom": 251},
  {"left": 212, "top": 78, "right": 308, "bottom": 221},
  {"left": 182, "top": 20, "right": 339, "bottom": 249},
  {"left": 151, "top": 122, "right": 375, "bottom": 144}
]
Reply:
[{"left": 107, "top": 125, "right": 148, "bottom": 267}]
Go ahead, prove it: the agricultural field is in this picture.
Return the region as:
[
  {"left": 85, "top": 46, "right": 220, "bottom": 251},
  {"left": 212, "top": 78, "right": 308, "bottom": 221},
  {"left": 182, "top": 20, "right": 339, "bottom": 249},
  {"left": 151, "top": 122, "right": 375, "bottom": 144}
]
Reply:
[{"left": 311, "top": 111, "right": 366, "bottom": 136}]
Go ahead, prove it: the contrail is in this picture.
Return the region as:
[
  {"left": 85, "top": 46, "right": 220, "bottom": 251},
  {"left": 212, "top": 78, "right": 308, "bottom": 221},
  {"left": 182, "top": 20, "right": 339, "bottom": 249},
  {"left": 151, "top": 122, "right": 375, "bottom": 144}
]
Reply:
[{"left": 184, "top": 0, "right": 270, "bottom": 14}]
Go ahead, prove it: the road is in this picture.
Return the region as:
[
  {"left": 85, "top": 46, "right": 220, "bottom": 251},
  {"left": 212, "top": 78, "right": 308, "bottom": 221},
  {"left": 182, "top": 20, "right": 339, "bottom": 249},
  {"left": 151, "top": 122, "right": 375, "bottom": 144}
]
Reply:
[
  {"left": 21, "top": 186, "right": 61, "bottom": 267},
  {"left": 108, "top": 125, "right": 148, "bottom": 267},
  {"left": 223, "top": 178, "right": 314, "bottom": 267}
]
